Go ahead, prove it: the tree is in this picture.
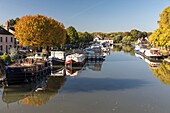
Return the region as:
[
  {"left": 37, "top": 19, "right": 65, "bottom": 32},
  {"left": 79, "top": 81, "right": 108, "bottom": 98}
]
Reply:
[
  {"left": 9, "top": 18, "right": 20, "bottom": 26},
  {"left": 149, "top": 6, "right": 170, "bottom": 47},
  {"left": 113, "top": 35, "right": 122, "bottom": 43},
  {"left": 0, "top": 52, "right": 11, "bottom": 64},
  {"left": 130, "top": 29, "right": 143, "bottom": 41},
  {"left": 78, "top": 32, "right": 93, "bottom": 43},
  {"left": 122, "top": 36, "right": 132, "bottom": 44},
  {"left": 14, "top": 14, "right": 66, "bottom": 48},
  {"left": 66, "top": 26, "right": 79, "bottom": 44}
]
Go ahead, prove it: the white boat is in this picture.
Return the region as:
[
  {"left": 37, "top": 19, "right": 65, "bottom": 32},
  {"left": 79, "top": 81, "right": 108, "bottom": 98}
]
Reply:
[
  {"left": 144, "top": 58, "right": 161, "bottom": 68},
  {"left": 90, "top": 43, "right": 101, "bottom": 52},
  {"left": 48, "top": 51, "right": 65, "bottom": 66},
  {"left": 134, "top": 44, "right": 148, "bottom": 53},
  {"left": 85, "top": 48, "right": 104, "bottom": 60},
  {"left": 144, "top": 48, "right": 163, "bottom": 60},
  {"left": 100, "top": 45, "right": 110, "bottom": 52},
  {"left": 65, "top": 53, "right": 85, "bottom": 67},
  {"left": 135, "top": 53, "right": 144, "bottom": 60}
]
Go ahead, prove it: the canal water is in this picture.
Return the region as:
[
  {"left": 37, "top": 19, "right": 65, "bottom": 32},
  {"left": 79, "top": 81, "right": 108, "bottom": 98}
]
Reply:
[{"left": 0, "top": 46, "right": 170, "bottom": 113}]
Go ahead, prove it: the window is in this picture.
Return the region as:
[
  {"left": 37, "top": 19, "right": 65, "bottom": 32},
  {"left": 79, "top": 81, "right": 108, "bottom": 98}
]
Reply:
[
  {"left": 11, "top": 37, "right": 13, "bottom": 42},
  {"left": 0, "top": 45, "right": 2, "bottom": 51},
  {"left": 0, "top": 37, "right": 2, "bottom": 42},
  {"left": 6, "top": 37, "right": 8, "bottom": 42}
]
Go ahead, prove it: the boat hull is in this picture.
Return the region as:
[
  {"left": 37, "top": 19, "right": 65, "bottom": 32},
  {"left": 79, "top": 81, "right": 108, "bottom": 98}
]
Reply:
[
  {"left": 48, "top": 58, "right": 65, "bottom": 66},
  {"left": 6, "top": 66, "right": 51, "bottom": 84},
  {"left": 65, "top": 59, "right": 85, "bottom": 68}
]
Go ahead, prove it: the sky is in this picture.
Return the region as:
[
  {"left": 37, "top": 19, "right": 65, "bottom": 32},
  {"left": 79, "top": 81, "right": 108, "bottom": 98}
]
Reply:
[{"left": 0, "top": 0, "right": 170, "bottom": 32}]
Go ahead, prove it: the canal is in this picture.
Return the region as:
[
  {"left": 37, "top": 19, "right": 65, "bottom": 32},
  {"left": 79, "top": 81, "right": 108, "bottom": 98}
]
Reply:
[{"left": 0, "top": 45, "right": 170, "bottom": 113}]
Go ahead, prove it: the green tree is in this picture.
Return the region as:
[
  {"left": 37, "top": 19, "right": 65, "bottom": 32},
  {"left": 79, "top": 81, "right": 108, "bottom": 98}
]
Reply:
[
  {"left": 66, "top": 26, "right": 79, "bottom": 44},
  {"left": 9, "top": 18, "right": 20, "bottom": 26},
  {"left": 14, "top": 14, "right": 66, "bottom": 48},
  {"left": 0, "top": 52, "right": 11, "bottom": 64},
  {"left": 130, "top": 29, "right": 143, "bottom": 41},
  {"left": 113, "top": 35, "right": 122, "bottom": 43},
  {"left": 149, "top": 6, "right": 170, "bottom": 47},
  {"left": 122, "top": 36, "right": 132, "bottom": 44},
  {"left": 78, "top": 32, "right": 93, "bottom": 43}
]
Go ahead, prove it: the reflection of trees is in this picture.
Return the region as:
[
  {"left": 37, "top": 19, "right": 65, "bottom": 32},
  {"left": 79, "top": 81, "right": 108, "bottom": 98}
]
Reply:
[
  {"left": 111, "top": 45, "right": 135, "bottom": 56},
  {"left": 3, "top": 83, "right": 35, "bottom": 104},
  {"left": 111, "top": 45, "right": 122, "bottom": 52},
  {"left": 150, "top": 62, "right": 170, "bottom": 85},
  {"left": 20, "top": 76, "right": 66, "bottom": 106}
]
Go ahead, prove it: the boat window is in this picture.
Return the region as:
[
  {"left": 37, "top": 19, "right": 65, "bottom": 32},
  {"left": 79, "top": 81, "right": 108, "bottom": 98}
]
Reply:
[
  {"left": 24, "top": 68, "right": 34, "bottom": 72},
  {"left": 9, "top": 68, "right": 23, "bottom": 72}
]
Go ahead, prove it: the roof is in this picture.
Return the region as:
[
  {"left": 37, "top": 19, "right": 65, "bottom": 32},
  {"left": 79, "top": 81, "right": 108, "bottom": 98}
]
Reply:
[
  {"left": 0, "top": 26, "right": 13, "bottom": 35},
  {"left": 9, "top": 26, "right": 15, "bottom": 31}
]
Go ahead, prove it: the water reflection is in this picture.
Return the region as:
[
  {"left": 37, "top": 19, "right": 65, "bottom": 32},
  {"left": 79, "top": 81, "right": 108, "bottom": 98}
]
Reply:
[
  {"left": 51, "top": 67, "right": 65, "bottom": 76},
  {"left": 51, "top": 60, "right": 104, "bottom": 77},
  {"left": 20, "top": 76, "right": 66, "bottom": 106},
  {"left": 134, "top": 52, "right": 170, "bottom": 85},
  {"left": 150, "top": 62, "right": 170, "bottom": 85},
  {"left": 3, "top": 82, "right": 37, "bottom": 104},
  {"left": 2, "top": 61, "right": 104, "bottom": 106},
  {"left": 2, "top": 75, "right": 67, "bottom": 107},
  {"left": 85, "top": 60, "right": 104, "bottom": 71},
  {"left": 111, "top": 45, "right": 135, "bottom": 56}
]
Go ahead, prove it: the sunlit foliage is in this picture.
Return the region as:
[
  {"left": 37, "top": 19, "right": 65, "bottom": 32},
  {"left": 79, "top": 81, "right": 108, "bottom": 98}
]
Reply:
[
  {"left": 14, "top": 14, "right": 66, "bottom": 48},
  {"left": 150, "top": 62, "right": 170, "bottom": 85},
  {"left": 149, "top": 6, "right": 170, "bottom": 47}
]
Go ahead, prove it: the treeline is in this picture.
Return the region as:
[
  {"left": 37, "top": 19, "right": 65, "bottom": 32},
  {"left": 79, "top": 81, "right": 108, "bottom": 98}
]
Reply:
[
  {"left": 5, "top": 6, "right": 170, "bottom": 48},
  {"left": 4, "top": 15, "right": 152, "bottom": 50},
  {"left": 92, "top": 30, "right": 151, "bottom": 44}
]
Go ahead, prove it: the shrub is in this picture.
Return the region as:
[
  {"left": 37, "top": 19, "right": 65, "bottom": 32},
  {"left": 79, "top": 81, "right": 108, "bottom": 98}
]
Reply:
[{"left": 0, "top": 52, "right": 11, "bottom": 65}]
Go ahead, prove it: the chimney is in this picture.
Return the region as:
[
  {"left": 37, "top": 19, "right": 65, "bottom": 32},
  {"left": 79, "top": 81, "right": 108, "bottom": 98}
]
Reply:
[{"left": 5, "top": 20, "right": 9, "bottom": 31}]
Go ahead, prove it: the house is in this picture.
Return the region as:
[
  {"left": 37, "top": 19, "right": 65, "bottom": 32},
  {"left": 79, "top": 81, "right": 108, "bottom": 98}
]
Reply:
[
  {"left": 0, "top": 26, "right": 17, "bottom": 53},
  {"left": 93, "top": 35, "right": 113, "bottom": 45},
  {"left": 93, "top": 35, "right": 103, "bottom": 42},
  {"left": 137, "top": 37, "right": 148, "bottom": 44}
]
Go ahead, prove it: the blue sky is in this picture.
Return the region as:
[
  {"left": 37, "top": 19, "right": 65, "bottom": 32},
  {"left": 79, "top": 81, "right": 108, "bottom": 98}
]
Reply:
[{"left": 0, "top": 0, "right": 169, "bottom": 32}]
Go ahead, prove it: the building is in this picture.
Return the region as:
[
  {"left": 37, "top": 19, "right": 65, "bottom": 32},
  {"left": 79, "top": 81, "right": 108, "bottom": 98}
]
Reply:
[
  {"left": 137, "top": 37, "right": 148, "bottom": 44},
  {"left": 93, "top": 35, "right": 113, "bottom": 45},
  {"left": 0, "top": 26, "right": 17, "bottom": 53}
]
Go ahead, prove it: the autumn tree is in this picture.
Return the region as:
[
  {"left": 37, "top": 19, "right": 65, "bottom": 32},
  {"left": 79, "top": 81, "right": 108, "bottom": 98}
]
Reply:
[
  {"left": 149, "top": 6, "right": 170, "bottom": 47},
  {"left": 14, "top": 14, "right": 66, "bottom": 48}
]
